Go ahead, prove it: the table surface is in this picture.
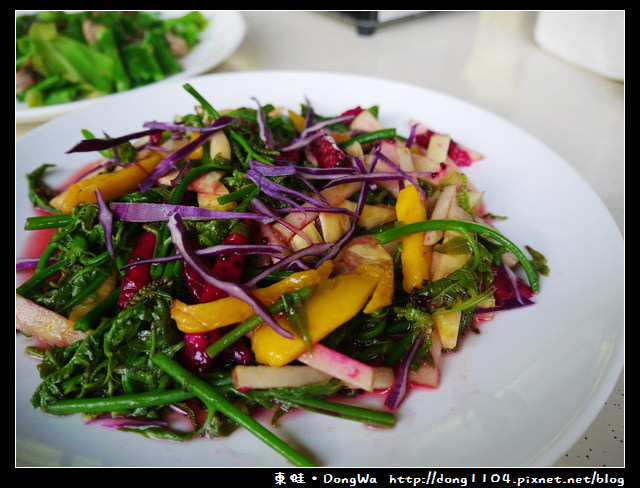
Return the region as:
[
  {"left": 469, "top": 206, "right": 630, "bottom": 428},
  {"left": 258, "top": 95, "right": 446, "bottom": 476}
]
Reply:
[{"left": 15, "top": 11, "right": 624, "bottom": 468}]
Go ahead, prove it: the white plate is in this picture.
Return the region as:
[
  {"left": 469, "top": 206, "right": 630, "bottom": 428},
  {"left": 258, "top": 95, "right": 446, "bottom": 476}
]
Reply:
[
  {"left": 15, "top": 11, "right": 246, "bottom": 124},
  {"left": 15, "top": 71, "right": 624, "bottom": 468}
]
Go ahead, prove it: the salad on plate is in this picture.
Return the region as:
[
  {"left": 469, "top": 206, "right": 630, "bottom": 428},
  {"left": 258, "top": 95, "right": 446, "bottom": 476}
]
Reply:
[{"left": 15, "top": 83, "right": 548, "bottom": 467}]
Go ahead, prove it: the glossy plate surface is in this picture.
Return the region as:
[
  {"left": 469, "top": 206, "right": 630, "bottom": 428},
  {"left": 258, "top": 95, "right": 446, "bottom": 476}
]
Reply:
[
  {"left": 15, "top": 11, "right": 246, "bottom": 124},
  {"left": 15, "top": 71, "right": 624, "bottom": 467}
]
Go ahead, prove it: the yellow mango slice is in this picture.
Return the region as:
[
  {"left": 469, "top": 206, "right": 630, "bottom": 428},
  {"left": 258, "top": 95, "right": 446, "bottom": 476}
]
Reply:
[
  {"left": 52, "top": 152, "right": 164, "bottom": 214},
  {"left": 395, "top": 184, "right": 431, "bottom": 293},
  {"left": 251, "top": 271, "right": 378, "bottom": 367},
  {"left": 171, "top": 261, "right": 333, "bottom": 333}
]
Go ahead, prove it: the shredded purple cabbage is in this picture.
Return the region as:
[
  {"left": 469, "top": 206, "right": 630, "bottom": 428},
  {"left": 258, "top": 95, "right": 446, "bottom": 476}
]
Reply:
[
  {"left": 120, "top": 243, "right": 286, "bottom": 270},
  {"left": 317, "top": 168, "right": 370, "bottom": 265},
  {"left": 406, "top": 123, "right": 418, "bottom": 149},
  {"left": 246, "top": 168, "right": 337, "bottom": 214},
  {"left": 95, "top": 189, "right": 115, "bottom": 260},
  {"left": 374, "top": 146, "right": 421, "bottom": 189},
  {"left": 279, "top": 112, "right": 354, "bottom": 152},
  {"left": 66, "top": 129, "right": 160, "bottom": 153},
  {"left": 143, "top": 116, "right": 232, "bottom": 134},
  {"left": 167, "top": 213, "right": 293, "bottom": 339},
  {"left": 250, "top": 198, "right": 316, "bottom": 246},
  {"left": 139, "top": 117, "right": 233, "bottom": 193},
  {"left": 384, "top": 328, "right": 426, "bottom": 410},
  {"left": 252, "top": 97, "right": 274, "bottom": 149},
  {"left": 110, "top": 201, "right": 274, "bottom": 224},
  {"left": 244, "top": 243, "right": 331, "bottom": 288},
  {"left": 16, "top": 258, "right": 55, "bottom": 270}
]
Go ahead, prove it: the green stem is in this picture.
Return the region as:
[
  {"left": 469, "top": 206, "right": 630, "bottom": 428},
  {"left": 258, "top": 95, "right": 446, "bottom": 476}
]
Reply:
[
  {"left": 58, "top": 270, "right": 110, "bottom": 316},
  {"left": 375, "top": 220, "right": 540, "bottom": 293},
  {"left": 206, "top": 286, "right": 313, "bottom": 359},
  {"left": 217, "top": 184, "right": 257, "bottom": 205},
  {"left": 24, "top": 214, "right": 72, "bottom": 230},
  {"left": 183, "top": 83, "right": 271, "bottom": 165},
  {"left": 281, "top": 397, "right": 395, "bottom": 428},
  {"left": 16, "top": 258, "right": 72, "bottom": 297},
  {"left": 43, "top": 388, "right": 195, "bottom": 415},
  {"left": 36, "top": 241, "right": 58, "bottom": 273},
  {"left": 341, "top": 128, "right": 396, "bottom": 148},
  {"left": 152, "top": 352, "right": 316, "bottom": 467},
  {"left": 183, "top": 83, "right": 221, "bottom": 119},
  {"left": 73, "top": 286, "right": 121, "bottom": 332},
  {"left": 229, "top": 131, "right": 273, "bottom": 165},
  {"left": 169, "top": 163, "right": 227, "bottom": 205},
  {"left": 433, "top": 286, "right": 496, "bottom": 315},
  {"left": 234, "top": 185, "right": 260, "bottom": 212}
]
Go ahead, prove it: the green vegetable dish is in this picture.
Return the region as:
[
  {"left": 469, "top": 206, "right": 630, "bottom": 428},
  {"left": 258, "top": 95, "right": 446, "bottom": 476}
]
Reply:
[
  {"left": 15, "top": 83, "right": 549, "bottom": 467},
  {"left": 16, "top": 11, "right": 208, "bottom": 108}
]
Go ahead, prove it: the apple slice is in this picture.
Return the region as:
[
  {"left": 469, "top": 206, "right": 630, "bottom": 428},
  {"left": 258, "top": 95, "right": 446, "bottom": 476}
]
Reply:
[
  {"left": 338, "top": 200, "right": 396, "bottom": 229},
  {"left": 297, "top": 343, "right": 375, "bottom": 392},
  {"left": 433, "top": 311, "right": 461, "bottom": 350},
  {"left": 16, "top": 294, "right": 87, "bottom": 347},
  {"left": 349, "top": 109, "right": 385, "bottom": 133},
  {"left": 232, "top": 365, "right": 333, "bottom": 391},
  {"left": 408, "top": 329, "right": 443, "bottom": 387},
  {"left": 317, "top": 211, "right": 351, "bottom": 244},
  {"left": 371, "top": 366, "right": 395, "bottom": 390}
]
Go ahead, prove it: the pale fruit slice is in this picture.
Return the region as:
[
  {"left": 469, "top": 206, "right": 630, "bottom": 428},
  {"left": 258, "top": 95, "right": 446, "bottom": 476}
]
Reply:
[
  {"left": 16, "top": 294, "right": 87, "bottom": 347},
  {"left": 349, "top": 109, "right": 385, "bottom": 133},
  {"left": 433, "top": 311, "right": 461, "bottom": 350},
  {"left": 372, "top": 366, "right": 395, "bottom": 390},
  {"left": 298, "top": 343, "right": 375, "bottom": 392},
  {"left": 232, "top": 365, "right": 333, "bottom": 390},
  {"left": 209, "top": 130, "right": 232, "bottom": 160},
  {"left": 338, "top": 200, "right": 396, "bottom": 229},
  {"left": 408, "top": 329, "right": 443, "bottom": 387},
  {"left": 317, "top": 211, "right": 351, "bottom": 244},
  {"left": 289, "top": 222, "right": 323, "bottom": 251}
]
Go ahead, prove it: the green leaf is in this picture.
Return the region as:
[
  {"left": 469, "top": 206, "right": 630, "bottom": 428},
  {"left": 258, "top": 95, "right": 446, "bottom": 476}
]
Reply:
[
  {"left": 281, "top": 290, "right": 312, "bottom": 351},
  {"left": 28, "top": 21, "right": 115, "bottom": 95},
  {"left": 26, "top": 164, "right": 59, "bottom": 213},
  {"left": 526, "top": 245, "right": 550, "bottom": 277}
]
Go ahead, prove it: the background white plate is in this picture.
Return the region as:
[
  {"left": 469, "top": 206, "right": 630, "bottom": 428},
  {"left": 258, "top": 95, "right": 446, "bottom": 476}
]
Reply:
[
  {"left": 15, "top": 10, "right": 246, "bottom": 124},
  {"left": 15, "top": 71, "right": 624, "bottom": 468}
]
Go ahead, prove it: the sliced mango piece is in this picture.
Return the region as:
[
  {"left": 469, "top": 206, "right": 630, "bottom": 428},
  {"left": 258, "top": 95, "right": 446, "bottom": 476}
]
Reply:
[
  {"left": 171, "top": 261, "right": 333, "bottom": 333},
  {"left": 251, "top": 271, "right": 378, "bottom": 367},
  {"left": 355, "top": 262, "right": 394, "bottom": 314},
  {"left": 395, "top": 184, "right": 430, "bottom": 293},
  {"left": 287, "top": 110, "right": 306, "bottom": 134},
  {"left": 51, "top": 152, "right": 164, "bottom": 214}
]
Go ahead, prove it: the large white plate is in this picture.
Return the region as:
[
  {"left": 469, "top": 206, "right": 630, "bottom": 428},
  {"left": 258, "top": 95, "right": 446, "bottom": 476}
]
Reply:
[
  {"left": 15, "top": 71, "right": 624, "bottom": 468},
  {"left": 15, "top": 11, "right": 246, "bottom": 124}
]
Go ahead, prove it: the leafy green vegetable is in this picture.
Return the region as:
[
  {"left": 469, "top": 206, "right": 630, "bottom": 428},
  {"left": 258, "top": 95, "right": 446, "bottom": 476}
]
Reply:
[{"left": 16, "top": 11, "right": 208, "bottom": 107}]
